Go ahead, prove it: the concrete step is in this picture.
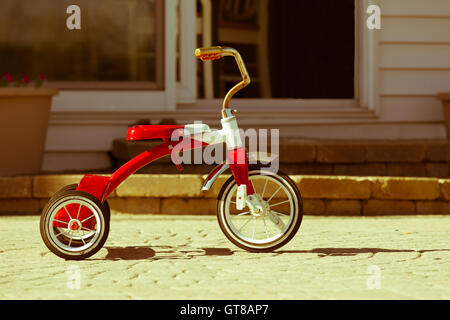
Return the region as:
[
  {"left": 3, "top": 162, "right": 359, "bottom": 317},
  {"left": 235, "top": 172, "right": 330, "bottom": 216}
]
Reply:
[
  {"left": 1, "top": 174, "right": 450, "bottom": 216},
  {"left": 110, "top": 138, "right": 450, "bottom": 178}
]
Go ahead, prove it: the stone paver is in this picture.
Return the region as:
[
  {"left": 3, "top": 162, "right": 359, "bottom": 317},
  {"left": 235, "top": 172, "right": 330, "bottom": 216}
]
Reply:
[{"left": 0, "top": 214, "right": 449, "bottom": 300}]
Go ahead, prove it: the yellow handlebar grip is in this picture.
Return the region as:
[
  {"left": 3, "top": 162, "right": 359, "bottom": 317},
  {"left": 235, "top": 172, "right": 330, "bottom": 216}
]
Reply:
[{"left": 195, "top": 46, "right": 224, "bottom": 61}]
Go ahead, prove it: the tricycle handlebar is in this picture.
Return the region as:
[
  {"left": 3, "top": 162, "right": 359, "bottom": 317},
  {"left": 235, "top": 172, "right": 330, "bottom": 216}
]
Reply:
[{"left": 195, "top": 46, "right": 251, "bottom": 114}]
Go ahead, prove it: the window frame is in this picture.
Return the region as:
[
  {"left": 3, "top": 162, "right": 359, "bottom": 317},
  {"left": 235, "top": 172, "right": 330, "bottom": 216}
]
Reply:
[
  {"left": 43, "top": 0, "right": 166, "bottom": 91},
  {"left": 176, "top": 0, "right": 198, "bottom": 104},
  {"left": 52, "top": 0, "right": 181, "bottom": 113}
]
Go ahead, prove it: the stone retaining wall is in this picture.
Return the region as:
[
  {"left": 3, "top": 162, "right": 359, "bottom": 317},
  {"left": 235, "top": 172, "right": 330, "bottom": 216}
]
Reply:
[{"left": 1, "top": 174, "right": 450, "bottom": 216}]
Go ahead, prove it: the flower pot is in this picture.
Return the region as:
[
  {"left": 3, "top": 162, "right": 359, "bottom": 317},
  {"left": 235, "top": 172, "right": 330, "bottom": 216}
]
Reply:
[{"left": 0, "top": 87, "right": 58, "bottom": 176}]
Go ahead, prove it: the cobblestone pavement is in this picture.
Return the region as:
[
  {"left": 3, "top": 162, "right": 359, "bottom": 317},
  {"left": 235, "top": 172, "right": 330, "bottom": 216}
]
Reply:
[{"left": 0, "top": 214, "right": 449, "bottom": 300}]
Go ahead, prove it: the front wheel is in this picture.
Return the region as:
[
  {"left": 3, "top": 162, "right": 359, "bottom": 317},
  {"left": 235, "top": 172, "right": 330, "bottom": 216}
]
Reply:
[{"left": 217, "top": 167, "right": 303, "bottom": 252}]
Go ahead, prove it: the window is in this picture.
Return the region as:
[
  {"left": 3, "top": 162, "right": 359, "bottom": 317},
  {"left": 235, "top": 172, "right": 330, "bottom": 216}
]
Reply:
[
  {"left": 197, "top": 0, "right": 358, "bottom": 102},
  {"left": 0, "top": 0, "right": 164, "bottom": 90},
  {"left": 0, "top": 0, "right": 375, "bottom": 113}
]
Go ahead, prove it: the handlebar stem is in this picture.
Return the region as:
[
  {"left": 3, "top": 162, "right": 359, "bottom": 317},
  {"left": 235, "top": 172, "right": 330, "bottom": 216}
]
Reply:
[
  {"left": 220, "top": 48, "right": 251, "bottom": 112},
  {"left": 195, "top": 47, "right": 251, "bottom": 116}
]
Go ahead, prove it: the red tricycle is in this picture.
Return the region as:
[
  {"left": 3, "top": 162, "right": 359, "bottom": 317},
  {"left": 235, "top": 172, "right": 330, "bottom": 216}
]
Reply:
[{"left": 40, "top": 47, "right": 303, "bottom": 260}]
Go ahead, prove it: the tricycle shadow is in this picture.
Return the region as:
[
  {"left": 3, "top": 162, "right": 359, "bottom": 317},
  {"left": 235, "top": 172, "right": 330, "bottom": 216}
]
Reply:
[
  {"left": 99, "top": 246, "right": 234, "bottom": 261},
  {"left": 97, "top": 246, "right": 450, "bottom": 261},
  {"left": 274, "top": 247, "right": 450, "bottom": 258}
]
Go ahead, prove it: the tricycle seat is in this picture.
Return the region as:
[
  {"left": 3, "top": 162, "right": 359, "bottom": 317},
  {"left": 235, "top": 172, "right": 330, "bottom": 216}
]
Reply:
[
  {"left": 127, "top": 124, "right": 211, "bottom": 141},
  {"left": 127, "top": 125, "right": 184, "bottom": 141}
]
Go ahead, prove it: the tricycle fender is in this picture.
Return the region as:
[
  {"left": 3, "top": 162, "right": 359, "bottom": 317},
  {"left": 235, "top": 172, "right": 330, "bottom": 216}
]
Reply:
[{"left": 202, "top": 162, "right": 229, "bottom": 191}]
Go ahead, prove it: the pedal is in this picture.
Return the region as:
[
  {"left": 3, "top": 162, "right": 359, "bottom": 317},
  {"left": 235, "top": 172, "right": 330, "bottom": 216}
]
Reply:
[
  {"left": 236, "top": 185, "right": 247, "bottom": 210},
  {"left": 268, "top": 211, "right": 285, "bottom": 230}
]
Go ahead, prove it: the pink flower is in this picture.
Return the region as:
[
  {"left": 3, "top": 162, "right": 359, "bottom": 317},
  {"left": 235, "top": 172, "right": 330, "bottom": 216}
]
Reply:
[
  {"left": 38, "top": 73, "right": 46, "bottom": 81},
  {"left": 23, "top": 75, "right": 30, "bottom": 84},
  {"left": 4, "top": 72, "right": 13, "bottom": 83}
]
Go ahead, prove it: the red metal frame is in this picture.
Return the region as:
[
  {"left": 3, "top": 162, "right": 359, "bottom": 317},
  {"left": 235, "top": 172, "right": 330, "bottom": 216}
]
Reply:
[
  {"left": 54, "top": 126, "right": 253, "bottom": 227},
  {"left": 227, "top": 147, "right": 255, "bottom": 195},
  {"left": 74, "top": 142, "right": 254, "bottom": 202},
  {"left": 75, "top": 138, "right": 210, "bottom": 203}
]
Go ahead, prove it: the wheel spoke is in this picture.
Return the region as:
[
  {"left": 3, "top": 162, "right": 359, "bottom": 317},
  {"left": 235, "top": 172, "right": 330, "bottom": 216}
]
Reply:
[
  {"left": 262, "top": 216, "right": 270, "bottom": 239},
  {"left": 238, "top": 216, "right": 253, "bottom": 232},
  {"left": 76, "top": 204, "right": 82, "bottom": 219},
  {"left": 266, "top": 186, "right": 282, "bottom": 203},
  {"left": 269, "top": 199, "right": 291, "bottom": 208},
  {"left": 81, "top": 214, "right": 95, "bottom": 223},
  {"left": 250, "top": 180, "right": 257, "bottom": 194},
  {"left": 252, "top": 217, "right": 256, "bottom": 239},
  {"left": 261, "top": 179, "right": 268, "bottom": 199},
  {"left": 81, "top": 226, "right": 95, "bottom": 232},
  {"left": 53, "top": 219, "right": 68, "bottom": 225},
  {"left": 64, "top": 206, "right": 72, "bottom": 220},
  {"left": 235, "top": 210, "right": 250, "bottom": 217}
]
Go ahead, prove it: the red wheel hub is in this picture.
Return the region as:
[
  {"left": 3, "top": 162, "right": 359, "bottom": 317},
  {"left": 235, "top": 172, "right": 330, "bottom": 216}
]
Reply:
[{"left": 68, "top": 220, "right": 81, "bottom": 231}]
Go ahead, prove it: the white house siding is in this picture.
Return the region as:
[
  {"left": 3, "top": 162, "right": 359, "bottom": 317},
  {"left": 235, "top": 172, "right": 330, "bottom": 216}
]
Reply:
[
  {"left": 287, "top": 0, "right": 450, "bottom": 140},
  {"left": 378, "top": 0, "right": 450, "bottom": 123}
]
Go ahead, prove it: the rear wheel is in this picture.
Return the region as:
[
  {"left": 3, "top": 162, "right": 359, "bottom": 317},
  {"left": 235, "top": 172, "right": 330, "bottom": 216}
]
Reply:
[
  {"left": 53, "top": 184, "right": 79, "bottom": 197},
  {"left": 40, "top": 190, "right": 110, "bottom": 260},
  {"left": 53, "top": 184, "right": 110, "bottom": 223}
]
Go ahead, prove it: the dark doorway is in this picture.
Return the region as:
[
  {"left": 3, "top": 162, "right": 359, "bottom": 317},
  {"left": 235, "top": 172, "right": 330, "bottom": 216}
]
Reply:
[{"left": 210, "top": 0, "right": 355, "bottom": 99}]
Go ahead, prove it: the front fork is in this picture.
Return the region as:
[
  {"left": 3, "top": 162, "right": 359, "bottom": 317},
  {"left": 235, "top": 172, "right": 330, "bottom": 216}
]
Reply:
[
  {"left": 227, "top": 147, "right": 266, "bottom": 216},
  {"left": 221, "top": 111, "right": 264, "bottom": 215}
]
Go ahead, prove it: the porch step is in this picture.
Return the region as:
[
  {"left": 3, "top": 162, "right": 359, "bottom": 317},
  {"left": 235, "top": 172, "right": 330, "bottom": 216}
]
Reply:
[
  {"left": 2, "top": 174, "right": 450, "bottom": 216},
  {"left": 110, "top": 138, "right": 450, "bottom": 178}
]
